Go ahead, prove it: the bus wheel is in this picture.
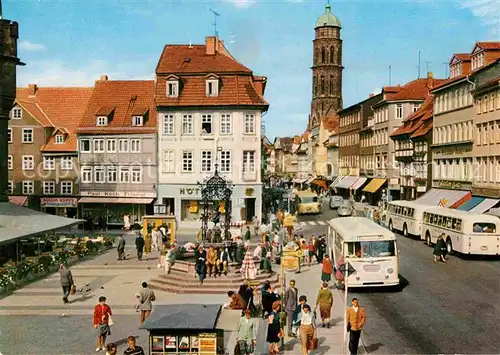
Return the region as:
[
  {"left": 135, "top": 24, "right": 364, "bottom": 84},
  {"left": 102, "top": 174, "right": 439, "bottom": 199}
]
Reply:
[
  {"left": 446, "top": 238, "right": 453, "bottom": 254},
  {"left": 425, "top": 232, "right": 432, "bottom": 246},
  {"left": 388, "top": 219, "right": 393, "bottom": 232},
  {"left": 403, "top": 224, "right": 408, "bottom": 238}
]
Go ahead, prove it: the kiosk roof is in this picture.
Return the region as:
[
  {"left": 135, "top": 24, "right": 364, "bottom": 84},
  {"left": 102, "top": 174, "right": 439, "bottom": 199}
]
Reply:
[{"left": 140, "top": 304, "right": 222, "bottom": 330}]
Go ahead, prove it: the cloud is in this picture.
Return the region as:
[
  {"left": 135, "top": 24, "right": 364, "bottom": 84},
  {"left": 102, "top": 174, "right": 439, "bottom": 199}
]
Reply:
[
  {"left": 459, "top": 0, "right": 500, "bottom": 35},
  {"left": 19, "top": 40, "right": 46, "bottom": 51},
  {"left": 17, "top": 59, "right": 154, "bottom": 87},
  {"left": 223, "top": 0, "right": 256, "bottom": 9}
]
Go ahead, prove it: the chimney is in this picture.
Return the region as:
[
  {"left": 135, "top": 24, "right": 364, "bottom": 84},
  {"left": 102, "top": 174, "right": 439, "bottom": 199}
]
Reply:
[
  {"left": 100, "top": 75, "right": 108, "bottom": 81},
  {"left": 427, "top": 72, "right": 433, "bottom": 79},
  {"left": 206, "top": 36, "right": 217, "bottom": 55},
  {"left": 28, "top": 84, "right": 37, "bottom": 96}
]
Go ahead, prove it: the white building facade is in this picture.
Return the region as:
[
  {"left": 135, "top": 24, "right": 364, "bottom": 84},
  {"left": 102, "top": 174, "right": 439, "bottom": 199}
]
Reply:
[{"left": 155, "top": 36, "right": 269, "bottom": 226}]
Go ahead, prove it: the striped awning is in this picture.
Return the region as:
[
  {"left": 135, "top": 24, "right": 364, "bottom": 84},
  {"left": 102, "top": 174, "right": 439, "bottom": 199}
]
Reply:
[
  {"left": 336, "top": 176, "right": 359, "bottom": 189},
  {"left": 350, "top": 177, "right": 367, "bottom": 191},
  {"left": 415, "top": 188, "right": 470, "bottom": 207},
  {"left": 330, "top": 176, "right": 342, "bottom": 188},
  {"left": 456, "top": 196, "right": 485, "bottom": 211},
  {"left": 469, "top": 198, "right": 499, "bottom": 214}
]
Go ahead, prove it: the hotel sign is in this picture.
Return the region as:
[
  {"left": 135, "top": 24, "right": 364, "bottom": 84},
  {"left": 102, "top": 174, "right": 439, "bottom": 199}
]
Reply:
[
  {"left": 435, "top": 180, "right": 463, "bottom": 190},
  {"left": 80, "top": 191, "right": 156, "bottom": 198}
]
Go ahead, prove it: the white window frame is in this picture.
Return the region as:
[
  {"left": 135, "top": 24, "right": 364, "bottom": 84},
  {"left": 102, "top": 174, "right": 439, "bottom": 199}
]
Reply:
[
  {"left": 22, "top": 181, "right": 34, "bottom": 195},
  {"left": 8, "top": 155, "right": 12, "bottom": 170},
  {"left": 162, "top": 150, "right": 175, "bottom": 173},
  {"left": 220, "top": 114, "right": 232, "bottom": 135},
  {"left": 80, "top": 139, "right": 91, "bottom": 153},
  {"left": 182, "top": 150, "right": 194, "bottom": 172},
  {"left": 182, "top": 114, "right": 193, "bottom": 135},
  {"left": 206, "top": 79, "right": 219, "bottom": 97},
  {"left": 118, "top": 139, "right": 129, "bottom": 153},
  {"left": 132, "top": 115, "right": 143, "bottom": 126},
  {"left": 12, "top": 107, "right": 22, "bottom": 119},
  {"left": 243, "top": 151, "right": 255, "bottom": 172},
  {"left": 201, "top": 114, "right": 213, "bottom": 135},
  {"left": 22, "top": 155, "right": 34, "bottom": 171},
  {"left": 244, "top": 114, "right": 255, "bottom": 134},
  {"left": 107, "top": 166, "right": 118, "bottom": 183},
  {"left": 81, "top": 167, "right": 93, "bottom": 183},
  {"left": 166, "top": 80, "right": 179, "bottom": 98},
  {"left": 130, "top": 139, "right": 141, "bottom": 153},
  {"left": 107, "top": 139, "right": 116, "bottom": 153},
  {"left": 219, "top": 150, "right": 232, "bottom": 173},
  {"left": 131, "top": 166, "right": 142, "bottom": 183},
  {"left": 22, "top": 128, "right": 33, "bottom": 143},
  {"left": 96, "top": 116, "right": 108, "bottom": 126},
  {"left": 201, "top": 150, "right": 213, "bottom": 173},
  {"left": 93, "top": 139, "right": 105, "bottom": 153},
  {"left": 43, "top": 156, "right": 55, "bottom": 171},
  {"left": 94, "top": 166, "right": 105, "bottom": 184},
  {"left": 119, "top": 167, "right": 130, "bottom": 183},
  {"left": 163, "top": 114, "right": 174, "bottom": 135},
  {"left": 60, "top": 181, "right": 73, "bottom": 195},
  {"left": 61, "top": 157, "right": 73, "bottom": 170},
  {"left": 55, "top": 134, "right": 64, "bottom": 144},
  {"left": 396, "top": 104, "right": 403, "bottom": 119},
  {"left": 8, "top": 180, "right": 14, "bottom": 194},
  {"left": 8, "top": 128, "right": 12, "bottom": 143}
]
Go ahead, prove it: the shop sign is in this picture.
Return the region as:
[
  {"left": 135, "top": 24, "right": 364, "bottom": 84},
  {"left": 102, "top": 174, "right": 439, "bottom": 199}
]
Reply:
[
  {"left": 283, "top": 214, "right": 296, "bottom": 227},
  {"left": 80, "top": 191, "right": 156, "bottom": 198},
  {"left": 417, "top": 186, "right": 427, "bottom": 192},
  {"left": 436, "top": 180, "right": 463, "bottom": 190},
  {"left": 179, "top": 188, "right": 201, "bottom": 196},
  {"left": 434, "top": 144, "right": 471, "bottom": 156},
  {"left": 282, "top": 250, "right": 300, "bottom": 271},
  {"left": 40, "top": 197, "right": 78, "bottom": 207}
]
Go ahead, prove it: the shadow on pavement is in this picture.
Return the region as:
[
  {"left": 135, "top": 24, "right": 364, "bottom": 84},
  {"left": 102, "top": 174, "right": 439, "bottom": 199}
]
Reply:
[
  {"left": 317, "top": 336, "right": 331, "bottom": 354},
  {"left": 455, "top": 254, "right": 500, "bottom": 261},
  {"left": 349, "top": 274, "right": 410, "bottom": 294},
  {"left": 69, "top": 293, "right": 94, "bottom": 303},
  {"left": 365, "top": 342, "right": 384, "bottom": 352}
]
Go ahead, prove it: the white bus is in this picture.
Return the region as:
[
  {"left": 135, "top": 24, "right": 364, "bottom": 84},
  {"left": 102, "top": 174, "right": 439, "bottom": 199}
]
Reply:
[
  {"left": 386, "top": 200, "right": 433, "bottom": 239},
  {"left": 421, "top": 207, "right": 500, "bottom": 255},
  {"left": 327, "top": 217, "right": 399, "bottom": 287}
]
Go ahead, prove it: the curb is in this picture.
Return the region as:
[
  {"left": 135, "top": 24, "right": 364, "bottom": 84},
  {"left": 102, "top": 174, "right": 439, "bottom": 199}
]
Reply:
[{"left": 335, "top": 288, "right": 369, "bottom": 354}]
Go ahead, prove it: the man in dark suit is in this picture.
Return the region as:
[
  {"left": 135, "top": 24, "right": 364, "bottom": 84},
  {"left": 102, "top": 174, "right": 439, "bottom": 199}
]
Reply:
[{"left": 284, "top": 280, "right": 298, "bottom": 337}]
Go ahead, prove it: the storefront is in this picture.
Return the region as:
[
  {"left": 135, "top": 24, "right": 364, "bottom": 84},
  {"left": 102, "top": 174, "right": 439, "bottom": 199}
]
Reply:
[
  {"left": 157, "top": 184, "right": 262, "bottom": 226},
  {"left": 362, "top": 178, "right": 387, "bottom": 206},
  {"left": 78, "top": 191, "right": 155, "bottom": 228},
  {"left": 40, "top": 197, "right": 78, "bottom": 218}
]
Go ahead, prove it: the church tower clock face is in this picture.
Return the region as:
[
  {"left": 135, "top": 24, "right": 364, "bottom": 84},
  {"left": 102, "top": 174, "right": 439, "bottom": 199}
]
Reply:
[{"left": 309, "top": 2, "right": 343, "bottom": 130}]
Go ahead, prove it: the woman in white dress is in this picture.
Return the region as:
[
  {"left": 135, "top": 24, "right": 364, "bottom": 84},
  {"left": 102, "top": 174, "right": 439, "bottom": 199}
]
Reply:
[{"left": 123, "top": 213, "right": 131, "bottom": 231}]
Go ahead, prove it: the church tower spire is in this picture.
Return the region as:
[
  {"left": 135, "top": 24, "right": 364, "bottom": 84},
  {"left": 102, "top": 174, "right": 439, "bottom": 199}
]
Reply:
[{"left": 309, "top": 2, "right": 343, "bottom": 130}]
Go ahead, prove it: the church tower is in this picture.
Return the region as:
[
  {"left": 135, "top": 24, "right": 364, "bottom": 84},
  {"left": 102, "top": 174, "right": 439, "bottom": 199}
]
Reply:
[{"left": 309, "top": 2, "right": 343, "bottom": 130}]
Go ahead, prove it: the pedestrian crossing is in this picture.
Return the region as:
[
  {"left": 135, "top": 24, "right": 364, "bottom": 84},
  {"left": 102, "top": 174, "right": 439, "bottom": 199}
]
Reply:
[{"left": 294, "top": 220, "right": 328, "bottom": 227}]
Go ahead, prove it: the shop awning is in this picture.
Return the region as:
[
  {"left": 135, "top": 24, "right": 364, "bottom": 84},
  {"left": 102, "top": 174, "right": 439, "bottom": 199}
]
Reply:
[
  {"left": 330, "top": 176, "right": 342, "bottom": 188},
  {"left": 469, "top": 198, "right": 500, "bottom": 214},
  {"left": 456, "top": 196, "right": 485, "bottom": 211},
  {"left": 311, "top": 178, "right": 328, "bottom": 189},
  {"left": 363, "top": 179, "right": 387, "bottom": 193},
  {"left": 8, "top": 196, "right": 28, "bottom": 207},
  {"left": 78, "top": 197, "right": 154, "bottom": 204},
  {"left": 336, "top": 176, "right": 359, "bottom": 189},
  {"left": 350, "top": 177, "right": 367, "bottom": 191},
  {"left": 415, "top": 188, "right": 470, "bottom": 207}
]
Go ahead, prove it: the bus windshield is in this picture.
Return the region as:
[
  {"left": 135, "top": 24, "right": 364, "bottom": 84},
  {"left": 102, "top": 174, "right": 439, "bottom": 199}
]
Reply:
[
  {"left": 300, "top": 196, "right": 318, "bottom": 203},
  {"left": 345, "top": 240, "right": 396, "bottom": 258}
]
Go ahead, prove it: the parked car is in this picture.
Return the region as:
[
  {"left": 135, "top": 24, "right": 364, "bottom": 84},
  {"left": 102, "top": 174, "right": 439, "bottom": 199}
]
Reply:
[
  {"left": 337, "top": 204, "right": 353, "bottom": 217},
  {"left": 329, "top": 196, "right": 344, "bottom": 209}
]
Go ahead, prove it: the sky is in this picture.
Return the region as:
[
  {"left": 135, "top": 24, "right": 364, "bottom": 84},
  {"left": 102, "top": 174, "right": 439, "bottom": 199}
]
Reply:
[{"left": 6, "top": 0, "right": 500, "bottom": 140}]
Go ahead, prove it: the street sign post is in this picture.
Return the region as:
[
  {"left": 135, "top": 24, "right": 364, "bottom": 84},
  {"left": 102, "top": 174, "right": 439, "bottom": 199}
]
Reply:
[{"left": 339, "top": 262, "right": 356, "bottom": 355}]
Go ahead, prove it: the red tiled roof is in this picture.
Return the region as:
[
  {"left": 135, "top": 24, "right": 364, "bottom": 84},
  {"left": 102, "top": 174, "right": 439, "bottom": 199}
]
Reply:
[
  {"left": 389, "top": 77, "right": 447, "bottom": 101},
  {"left": 156, "top": 44, "right": 251, "bottom": 74},
  {"left": 475, "top": 42, "right": 500, "bottom": 51},
  {"left": 155, "top": 74, "right": 268, "bottom": 107},
  {"left": 451, "top": 53, "right": 471, "bottom": 63},
  {"left": 410, "top": 118, "right": 432, "bottom": 139},
  {"left": 16, "top": 87, "right": 93, "bottom": 152},
  {"left": 391, "top": 96, "right": 434, "bottom": 139},
  {"left": 95, "top": 105, "right": 116, "bottom": 116},
  {"left": 78, "top": 80, "right": 156, "bottom": 135}
]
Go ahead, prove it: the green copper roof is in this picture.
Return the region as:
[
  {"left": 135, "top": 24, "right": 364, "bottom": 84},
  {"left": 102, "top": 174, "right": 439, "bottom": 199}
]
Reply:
[{"left": 315, "top": 3, "right": 341, "bottom": 28}]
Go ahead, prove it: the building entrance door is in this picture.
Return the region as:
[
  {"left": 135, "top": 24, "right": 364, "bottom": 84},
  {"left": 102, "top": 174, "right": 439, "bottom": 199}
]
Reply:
[{"left": 245, "top": 198, "right": 256, "bottom": 222}]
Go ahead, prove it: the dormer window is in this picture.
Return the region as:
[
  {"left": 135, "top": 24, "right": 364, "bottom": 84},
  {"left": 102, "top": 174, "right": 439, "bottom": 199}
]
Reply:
[
  {"left": 12, "top": 107, "right": 22, "bottom": 119},
  {"left": 132, "top": 116, "right": 143, "bottom": 126},
  {"left": 206, "top": 79, "right": 219, "bottom": 97},
  {"left": 167, "top": 80, "right": 179, "bottom": 98},
  {"left": 96, "top": 116, "right": 108, "bottom": 126},
  {"left": 55, "top": 134, "right": 64, "bottom": 144}
]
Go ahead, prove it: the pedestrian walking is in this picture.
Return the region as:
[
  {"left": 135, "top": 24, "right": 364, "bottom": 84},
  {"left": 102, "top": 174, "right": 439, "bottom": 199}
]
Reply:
[
  {"left": 321, "top": 255, "right": 334, "bottom": 284},
  {"left": 117, "top": 234, "right": 126, "bottom": 260},
  {"left": 123, "top": 335, "right": 145, "bottom": 355},
  {"left": 236, "top": 309, "right": 257, "bottom": 355},
  {"left": 59, "top": 264, "right": 74, "bottom": 304},
  {"left": 433, "top": 234, "right": 447, "bottom": 263},
  {"left": 105, "top": 343, "right": 117, "bottom": 355},
  {"left": 314, "top": 282, "right": 333, "bottom": 328},
  {"left": 244, "top": 226, "right": 252, "bottom": 246},
  {"left": 291, "top": 295, "right": 307, "bottom": 336},
  {"left": 346, "top": 298, "right": 366, "bottom": 355},
  {"left": 136, "top": 282, "right": 155, "bottom": 325},
  {"left": 298, "top": 304, "right": 317, "bottom": 355},
  {"left": 165, "top": 244, "right": 177, "bottom": 274},
  {"left": 241, "top": 248, "right": 257, "bottom": 280},
  {"left": 123, "top": 213, "right": 131, "bottom": 231},
  {"left": 261, "top": 283, "right": 279, "bottom": 319},
  {"left": 135, "top": 232, "right": 145, "bottom": 261},
  {"left": 307, "top": 239, "right": 316, "bottom": 266},
  {"left": 300, "top": 240, "right": 309, "bottom": 266},
  {"left": 266, "top": 301, "right": 283, "bottom": 355},
  {"left": 93, "top": 296, "right": 112, "bottom": 352},
  {"left": 284, "top": 279, "right": 298, "bottom": 337},
  {"left": 195, "top": 245, "right": 207, "bottom": 284}
]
